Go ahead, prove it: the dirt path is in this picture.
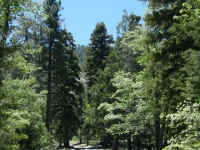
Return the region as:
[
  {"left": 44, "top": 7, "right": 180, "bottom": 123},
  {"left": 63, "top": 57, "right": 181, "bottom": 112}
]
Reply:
[{"left": 71, "top": 143, "right": 104, "bottom": 149}]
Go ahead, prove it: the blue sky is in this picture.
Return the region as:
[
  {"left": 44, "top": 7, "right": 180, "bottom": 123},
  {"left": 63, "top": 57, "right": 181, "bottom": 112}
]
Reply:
[{"left": 60, "top": 0, "right": 147, "bottom": 45}]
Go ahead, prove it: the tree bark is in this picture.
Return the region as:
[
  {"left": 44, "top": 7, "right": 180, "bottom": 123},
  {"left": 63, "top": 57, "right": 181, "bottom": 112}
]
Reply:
[
  {"left": 155, "top": 119, "right": 160, "bottom": 150},
  {"left": 46, "top": 40, "right": 52, "bottom": 132},
  {"left": 127, "top": 137, "right": 132, "bottom": 150},
  {"left": 103, "top": 135, "right": 108, "bottom": 147},
  {"left": 164, "top": 125, "right": 168, "bottom": 147},
  {"left": 64, "top": 105, "right": 70, "bottom": 148},
  {"left": 86, "top": 137, "right": 89, "bottom": 145},
  {"left": 155, "top": 113, "right": 167, "bottom": 150},
  {"left": 159, "top": 119, "right": 166, "bottom": 150},
  {"left": 112, "top": 138, "right": 119, "bottom": 150},
  {"left": 137, "top": 143, "right": 140, "bottom": 150},
  {"left": 148, "top": 138, "right": 152, "bottom": 150},
  {"left": 64, "top": 121, "right": 70, "bottom": 147}
]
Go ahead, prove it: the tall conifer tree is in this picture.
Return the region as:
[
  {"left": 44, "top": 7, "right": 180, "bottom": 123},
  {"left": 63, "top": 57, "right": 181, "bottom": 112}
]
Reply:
[
  {"left": 143, "top": 0, "right": 200, "bottom": 149},
  {"left": 42, "top": 0, "right": 61, "bottom": 132},
  {"left": 0, "top": 1, "right": 50, "bottom": 148},
  {"left": 83, "top": 22, "right": 113, "bottom": 146},
  {"left": 51, "top": 27, "right": 83, "bottom": 147},
  {"left": 84, "top": 22, "right": 113, "bottom": 88}
]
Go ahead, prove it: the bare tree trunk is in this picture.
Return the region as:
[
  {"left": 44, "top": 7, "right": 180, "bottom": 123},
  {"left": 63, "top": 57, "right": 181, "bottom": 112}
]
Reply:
[
  {"left": 155, "top": 108, "right": 167, "bottom": 150},
  {"left": 112, "top": 138, "right": 119, "bottom": 150},
  {"left": 127, "top": 137, "right": 132, "bottom": 150},
  {"left": 103, "top": 135, "right": 108, "bottom": 147},
  {"left": 64, "top": 106, "right": 70, "bottom": 148},
  {"left": 148, "top": 138, "right": 152, "bottom": 150},
  {"left": 64, "top": 121, "right": 70, "bottom": 147},
  {"left": 137, "top": 143, "right": 140, "bottom": 150},
  {"left": 164, "top": 125, "right": 168, "bottom": 147},
  {"left": 86, "top": 137, "right": 89, "bottom": 145},
  {"left": 155, "top": 119, "right": 160, "bottom": 150},
  {"left": 159, "top": 119, "right": 166, "bottom": 150},
  {"left": 59, "top": 137, "right": 62, "bottom": 147}
]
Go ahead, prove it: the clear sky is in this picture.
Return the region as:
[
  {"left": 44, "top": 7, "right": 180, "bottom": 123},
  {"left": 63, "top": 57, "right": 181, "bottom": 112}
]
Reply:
[{"left": 60, "top": 0, "right": 147, "bottom": 45}]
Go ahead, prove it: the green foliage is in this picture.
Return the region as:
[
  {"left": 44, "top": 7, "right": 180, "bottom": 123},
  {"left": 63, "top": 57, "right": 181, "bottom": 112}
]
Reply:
[
  {"left": 99, "top": 70, "right": 154, "bottom": 144},
  {"left": 96, "top": 1, "right": 200, "bottom": 149},
  {"left": 0, "top": 78, "right": 50, "bottom": 150},
  {"left": 82, "top": 22, "right": 114, "bottom": 146},
  {"left": 84, "top": 21, "right": 113, "bottom": 87},
  {"left": 41, "top": 0, "right": 62, "bottom": 136},
  {"left": 165, "top": 104, "right": 200, "bottom": 150},
  {"left": 116, "top": 10, "right": 142, "bottom": 73},
  {"left": 83, "top": 12, "right": 143, "bottom": 147},
  {"left": 141, "top": 0, "right": 200, "bottom": 149},
  {"left": 116, "top": 10, "right": 141, "bottom": 39},
  {"left": 75, "top": 44, "right": 86, "bottom": 66},
  {"left": 51, "top": 28, "right": 83, "bottom": 145},
  {"left": 0, "top": 36, "right": 50, "bottom": 149},
  {"left": 99, "top": 71, "right": 136, "bottom": 135},
  {"left": 164, "top": 49, "right": 200, "bottom": 149},
  {"left": 2, "top": 0, "right": 200, "bottom": 149},
  {"left": 0, "top": 0, "right": 51, "bottom": 149},
  {"left": 175, "top": 0, "right": 200, "bottom": 22}
]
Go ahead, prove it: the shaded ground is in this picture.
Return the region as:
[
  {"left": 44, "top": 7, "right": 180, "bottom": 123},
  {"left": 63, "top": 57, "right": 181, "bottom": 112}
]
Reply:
[
  {"left": 53, "top": 142, "right": 110, "bottom": 150},
  {"left": 71, "top": 143, "right": 110, "bottom": 149}
]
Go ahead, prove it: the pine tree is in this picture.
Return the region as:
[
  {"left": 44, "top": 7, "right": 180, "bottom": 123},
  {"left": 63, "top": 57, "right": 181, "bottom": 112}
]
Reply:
[
  {"left": 82, "top": 14, "right": 142, "bottom": 148},
  {"left": 42, "top": 0, "right": 61, "bottom": 132},
  {"left": 162, "top": 0, "right": 200, "bottom": 148},
  {"left": 116, "top": 10, "right": 141, "bottom": 73},
  {"left": 88, "top": 12, "right": 143, "bottom": 149},
  {"left": 84, "top": 22, "right": 113, "bottom": 88},
  {"left": 0, "top": 1, "right": 50, "bottom": 148},
  {"left": 51, "top": 27, "right": 83, "bottom": 147},
  {"left": 82, "top": 22, "right": 113, "bottom": 145},
  {"left": 143, "top": 0, "right": 200, "bottom": 149}
]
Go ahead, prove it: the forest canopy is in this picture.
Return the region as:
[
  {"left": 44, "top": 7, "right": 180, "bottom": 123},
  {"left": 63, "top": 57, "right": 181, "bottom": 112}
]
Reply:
[{"left": 0, "top": 0, "right": 200, "bottom": 149}]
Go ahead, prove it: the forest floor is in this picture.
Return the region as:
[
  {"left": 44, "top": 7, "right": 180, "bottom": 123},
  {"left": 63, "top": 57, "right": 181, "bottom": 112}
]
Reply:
[
  {"left": 53, "top": 138, "right": 110, "bottom": 150},
  {"left": 71, "top": 144, "right": 105, "bottom": 149},
  {"left": 70, "top": 141, "right": 109, "bottom": 149},
  {"left": 55, "top": 144, "right": 108, "bottom": 150}
]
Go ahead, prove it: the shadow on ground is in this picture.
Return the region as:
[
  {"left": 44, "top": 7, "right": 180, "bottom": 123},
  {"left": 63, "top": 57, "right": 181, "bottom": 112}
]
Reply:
[{"left": 53, "top": 143, "right": 110, "bottom": 150}]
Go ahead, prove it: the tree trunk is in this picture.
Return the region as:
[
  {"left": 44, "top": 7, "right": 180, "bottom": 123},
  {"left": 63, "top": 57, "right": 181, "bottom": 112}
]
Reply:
[
  {"left": 86, "top": 137, "right": 89, "bottom": 145},
  {"left": 112, "top": 138, "right": 119, "bottom": 150},
  {"left": 46, "top": 40, "right": 52, "bottom": 132},
  {"left": 108, "top": 134, "right": 112, "bottom": 147},
  {"left": 103, "top": 135, "right": 108, "bottom": 147},
  {"left": 64, "top": 106, "right": 70, "bottom": 148},
  {"left": 148, "top": 138, "right": 152, "bottom": 150},
  {"left": 154, "top": 96, "right": 161, "bottom": 150},
  {"left": 148, "top": 145, "right": 152, "bottom": 150},
  {"left": 155, "top": 104, "right": 168, "bottom": 150},
  {"left": 59, "top": 138, "right": 62, "bottom": 147},
  {"left": 64, "top": 121, "right": 70, "bottom": 147},
  {"left": 127, "top": 137, "right": 132, "bottom": 150},
  {"left": 80, "top": 137, "right": 82, "bottom": 144},
  {"left": 164, "top": 125, "right": 168, "bottom": 147},
  {"left": 159, "top": 120, "right": 165, "bottom": 150},
  {"left": 155, "top": 119, "right": 160, "bottom": 150},
  {"left": 137, "top": 143, "right": 140, "bottom": 150},
  {"left": 155, "top": 114, "right": 167, "bottom": 150}
]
